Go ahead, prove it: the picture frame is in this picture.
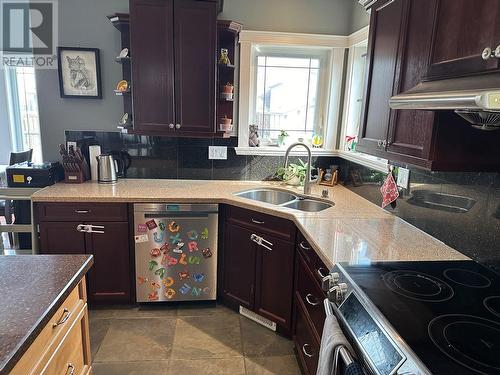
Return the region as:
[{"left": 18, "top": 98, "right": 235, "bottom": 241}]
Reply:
[
  {"left": 318, "top": 168, "right": 338, "bottom": 186},
  {"left": 57, "top": 47, "right": 102, "bottom": 99}
]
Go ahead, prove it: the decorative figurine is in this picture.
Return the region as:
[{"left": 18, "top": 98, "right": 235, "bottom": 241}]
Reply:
[
  {"left": 249, "top": 124, "right": 260, "bottom": 147},
  {"left": 219, "top": 48, "right": 231, "bottom": 65}
]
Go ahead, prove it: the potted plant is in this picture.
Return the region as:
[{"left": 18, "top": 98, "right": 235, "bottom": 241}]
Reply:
[
  {"left": 278, "top": 130, "right": 289, "bottom": 147},
  {"left": 276, "top": 159, "right": 309, "bottom": 186},
  {"left": 222, "top": 83, "right": 234, "bottom": 100}
]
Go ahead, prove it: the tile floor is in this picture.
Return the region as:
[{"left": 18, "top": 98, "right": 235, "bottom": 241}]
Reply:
[{"left": 89, "top": 303, "right": 301, "bottom": 375}]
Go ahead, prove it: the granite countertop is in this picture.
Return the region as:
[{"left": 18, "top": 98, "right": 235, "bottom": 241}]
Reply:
[
  {"left": 0, "top": 255, "right": 93, "bottom": 375},
  {"left": 32, "top": 179, "right": 469, "bottom": 267}
]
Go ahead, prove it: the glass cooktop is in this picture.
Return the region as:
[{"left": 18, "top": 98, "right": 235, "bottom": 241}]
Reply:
[{"left": 338, "top": 260, "right": 500, "bottom": 375}]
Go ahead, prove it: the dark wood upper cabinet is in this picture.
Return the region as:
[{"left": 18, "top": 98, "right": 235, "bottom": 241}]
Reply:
[
  {"left": 130, "top": 0, "right": 175, "bottom": 132},
  {"left": 174, "top": 0, "right": 216, "bottom": 134},
  {"left": 427, "top": 0, "right": 500, "bottom": 79},
  {"left": 129, "top": 0, "right": 217, "bottom": 135},
  {"left": 357, "top": 0, "right": 405, "bottom": 157},
  {"left": 358, "top": 0, "right": 500, "bottom": 171}
]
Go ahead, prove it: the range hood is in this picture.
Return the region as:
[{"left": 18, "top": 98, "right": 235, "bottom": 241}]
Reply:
[{"left": 389, "top": 74, "right": 500, "bottom": 130}]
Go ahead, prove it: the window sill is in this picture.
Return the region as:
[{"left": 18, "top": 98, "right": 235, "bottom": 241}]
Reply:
[
  {"left": 336, "top": 150, "right": 388, "bottom": 173},
  {"left": 235, "top": 146, "right": 338, "bottom": 157}
]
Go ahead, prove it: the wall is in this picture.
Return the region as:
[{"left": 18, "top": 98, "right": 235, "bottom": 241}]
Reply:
[
  {"left": 337, "top": 159, "right": 500, "bottom": 275},
  {"left": 36, "top": 0, "right": 369, "bottom": 161},
  {"left": 36, "top": 0, "right": 128, "bottom": 161}
]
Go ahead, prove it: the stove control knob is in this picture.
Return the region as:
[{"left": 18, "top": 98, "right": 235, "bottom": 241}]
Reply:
[
  {"left": 331, "top": 272, "right": 340, "bottom": 284},
  {"left": 329, "top": 283, "right": 348, "bottom": 305}
]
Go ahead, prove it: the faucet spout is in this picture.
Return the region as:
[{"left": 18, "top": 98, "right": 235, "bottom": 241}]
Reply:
[{"left": 283, "top": 142, "right": 314, "bottom": 195}]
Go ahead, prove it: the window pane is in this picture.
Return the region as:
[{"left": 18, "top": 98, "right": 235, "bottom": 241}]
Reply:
[
  {"left": 306, "top": 68, "right": 319, "bottom": 131},
  {"left": 264, "top": 56, "right": 311, "bottom": 68}
]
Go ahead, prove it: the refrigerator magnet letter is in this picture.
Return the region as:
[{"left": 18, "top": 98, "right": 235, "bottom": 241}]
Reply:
[
  {"left": 146, "top": 219, "right": 157, "bottom": 230},
  {"left": 148, "top": 291, "right": 159, "bottom": 301},
  {"left": 188, "top": 256, "right": 200, "bottom": 265},
  {"left": 165, "top": 288, "right": 176, "bottom": 299},
  {"left": 150, "top": 281, "right": 161, "bottom": 290},
  {"left": 150, "top": 248, "right": 161, "bottom": 257},
  {"left": 137, "top": 276, "right": 148, "bottom": 285},
  {"left": 179, "top": 270, "right": 190, "bottom": 280},
  {"left": 187, "top": 230, "right": 199, "bottom": 240},
  {"left": 179, "top": 283, "right": 191, "bottom": 295},
  {"left": 188, "top": 241, "right": 199, "bottom": 252},
  {"left": 155, "top": 267, "right": 166, "bottom": 279},
  {"left": 168, "top": 221, "right": 181, "bottom": 233},
  {"left": 137, "top": 224, "right": 148, "bottom": 233},
  {"left": 193, "top": 273, "right": 205, "bottom": 282},
  {"left": 201, "top": 228, "right": 209, "bottom": 240},
  {"left": 148, "top": 260, "right": 158, "bottom": 271},
  {"left": 163, "top": 276, "right": 174, "bottom": 287},
  {"left": 170, "top": 233, "right": 182, "bottom": 244},
  {"left": 158, "top": 222, "right": 166, "bottom": 231},
  {"left": 179, "top": 253, "right": 188, "bottom": 265},
  {"left": 191, "top": 287, "right": 202, "bottom": 296},
  {"left": 202, "top": 248, "right": 212, "bottom": 258},
  {"left": 153, "top": 232, "right": 165, "bottom": 243}
]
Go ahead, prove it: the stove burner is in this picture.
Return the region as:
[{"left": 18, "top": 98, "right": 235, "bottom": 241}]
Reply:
[
  {"left": 484, "top": 296, "right": 500, "bottom": 319},
  {"left": 382, "top": 270, "right": 454, "bottom": 302},
  {"left": 428, "top": 314, "right": 500, "bottom": 374},
  {"left": 444, "top": 268, "right": 491, "bottom": 288}
]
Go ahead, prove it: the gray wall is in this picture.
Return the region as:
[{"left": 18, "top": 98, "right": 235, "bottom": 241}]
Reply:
[
  {"left": 36, "top": 0, "right": 128, "bottom": 161},
  {"left": 37, "top": 0, "right": 369, "bottom": 161},
  {"left": 350, "top": 2, "right": 370, "bottom": 33}
]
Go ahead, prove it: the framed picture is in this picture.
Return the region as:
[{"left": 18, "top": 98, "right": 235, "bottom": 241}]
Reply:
[
  {"left": 57, "top": 47, "right": 102, "bottom": 99},
  {"left": 318, "top": 168, "right": 338, "bottom": 186}
]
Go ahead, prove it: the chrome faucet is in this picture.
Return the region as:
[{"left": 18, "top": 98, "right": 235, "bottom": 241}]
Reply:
[{"left": 283, "top": 142, "right": 315, "bottom": 195}]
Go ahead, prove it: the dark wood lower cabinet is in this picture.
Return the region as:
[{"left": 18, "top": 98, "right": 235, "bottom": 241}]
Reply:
[
  {"left": 294, "top": 299, "right": 320, "bottom": 375},
  {"left": 39, "top": 222, "right": 86, "bottom": 255}
]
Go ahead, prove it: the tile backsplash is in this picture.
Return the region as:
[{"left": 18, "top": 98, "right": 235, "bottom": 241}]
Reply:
[{"left": 338, "top": 159, "right": 500, "bottom": 275}]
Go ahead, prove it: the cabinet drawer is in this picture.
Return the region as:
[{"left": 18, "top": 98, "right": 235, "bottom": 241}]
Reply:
[
  {"left": 226, "top": 205, "right": 295, "bottom": 240},
  {"left": 10, "top": 282, "right": 86, "bottom": 375},
  {"left": 296, "top": 254, "right": 326, "bottom": 340},
  {"left": 40, "top": 306, "right": 89, "bottom": 375},
  {"left": 296, "top": 231, "right": 330, "bottom": 287},
  {"left": 37, "top": 202, "right": 128, "bottom": 222},
  {"left": 294, "top": 300, "right": 320, "bottom": 375}
]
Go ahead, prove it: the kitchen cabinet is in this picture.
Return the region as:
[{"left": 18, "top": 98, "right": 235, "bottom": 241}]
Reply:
[
  {"left": 357, "top": 0, "right": 500, "bottom": 171},
  {"left": 221, "top": 206, "right": 296, "bottom": 334},
  {"left": 130, "top": 0, "right": 217, "bottom": 136},
  {"left": 37, "top": 203, "right": 132, "bottom": 304},
  {"left": 426, "top": 0, "right": 500, "bottom": 79}
]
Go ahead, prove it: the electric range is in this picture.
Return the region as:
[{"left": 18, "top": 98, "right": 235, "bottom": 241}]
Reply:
[{"left": 329, "top": 260, "right": 500, "bottom": 375}]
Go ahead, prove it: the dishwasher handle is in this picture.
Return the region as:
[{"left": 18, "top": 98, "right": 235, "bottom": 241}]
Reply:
[{"left": 144, "top": 212, "right": 214, "bottom": 219}]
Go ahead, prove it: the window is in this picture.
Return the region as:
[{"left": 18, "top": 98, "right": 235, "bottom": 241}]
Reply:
[
  {"left": 252, "top": 46, "right": 330, "bottom": 146},
  {"left": 5, "top": 66, "right": 42, "bottom": 162}
]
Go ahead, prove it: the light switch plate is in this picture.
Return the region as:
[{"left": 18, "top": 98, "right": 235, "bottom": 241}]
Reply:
[
  {"left": 397, "top": 167, "right": 410, "bottom": 189},
  {"left": 66, "top": 141, "right": 77, "bottom": 151},
  {"left": 208, "top": 146, "right": 227, "bottom": 160}
]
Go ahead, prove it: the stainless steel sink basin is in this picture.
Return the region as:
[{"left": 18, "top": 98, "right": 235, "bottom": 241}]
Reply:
[
  {"left": 235, "top": 189, "right": 298, "bottom": 205},
  {"left": 282, "top": 198, "right": 334, "bottom": 212},
  {"left": 407, "top": 190, "right": 476, "bottom": 213}
]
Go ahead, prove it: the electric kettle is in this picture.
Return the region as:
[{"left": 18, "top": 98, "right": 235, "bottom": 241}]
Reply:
[{"left": 96, "top": 153, "right": 117, "bottom": 184}]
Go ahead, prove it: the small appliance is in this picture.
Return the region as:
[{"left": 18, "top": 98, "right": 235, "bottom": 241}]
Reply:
[
  {"left": 6, "top": 162, "right": 63, "bottom": 187},
  {"left": 96, "top": 154, "right": 117, "bottom": 184}
]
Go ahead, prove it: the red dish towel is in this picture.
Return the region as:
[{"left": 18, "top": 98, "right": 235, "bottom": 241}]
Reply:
[{"left": 380, "top": 172, "right": 399, "bottom": 208}]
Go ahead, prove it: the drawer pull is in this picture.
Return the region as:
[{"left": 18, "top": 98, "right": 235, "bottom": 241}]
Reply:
[
  {"left": 317, "top": 267, "right": 329, "bottom": 279},
  {"left": 52, "top": 308, "right": 71, "bottom": 328},
  {"left": 302, "top": 344, "right": 315, "bottom": 358},
  {"left": 66, "top": 363, "right": 75, "bottom": 375},
  {"left": 299, "top": 241, "right": 311, "bottom": 251},
  {"left": 251, "top": 218, "right": 265, "bottom": 225},
  {"left": 74, "top": 210, "right": 89, "bottom": 214},
  {"left": 305, "top": 293, "right": 320, "bottom": 306}
]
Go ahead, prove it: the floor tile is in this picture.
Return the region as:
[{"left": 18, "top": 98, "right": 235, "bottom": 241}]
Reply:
[
  {"left": 172, "top": 313, "right": 243, "bottom": 359},
  {"left": 167, "top": 358, "right": 246, "bottom": 375},
  {"left": 240, "top": 317, "right": 294, "bottom": 357},
  {"left": 94, "top": 318, "right": 176, "bottom": 362},
  {"left": 177, "top": 302, "right": 236, "bottom": 317},
  {"left": 92, "top": 361, "right": 169, "bottom": 375},
  {"left": 90, "top": 305, "right": 178, "bottom": 320},
  {"left": 245, "top": 355, "right": 301, "bottom": 375},
  {"left": 89, "top": 318, "right": 110, "bottom": 358}
]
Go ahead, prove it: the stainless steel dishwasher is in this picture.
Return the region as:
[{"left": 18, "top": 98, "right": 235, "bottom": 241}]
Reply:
[{"left": 133, "top": 203, "right": 218, "bottom": 302}]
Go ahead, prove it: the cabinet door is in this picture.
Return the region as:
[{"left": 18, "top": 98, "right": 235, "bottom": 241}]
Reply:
[
  {"left": 357, "top": 0, "right": 405, "bottom": 157},
  {"left": 222, "top": 222, "right": 256, "bottom": 310},
  {"left": 385, "top": 0, "right": 437, "bottom": 167},
  {"left": 427, "top": 0, "right": 500, "bottom": 79},
  {"left": 174, "top": 0, "right": 216, "bottom": 134},
  {"left": 85, "top": 222, "right": 131, "bottom": 304},
  {"left": 130, "top": 0, "right": 175, "bottom": 132},
  {"left": 39, "top": 222, "right": 86, "bottom": 254},
  {"left": 254, "top": 232, "right": 295, "bottom": 332}
]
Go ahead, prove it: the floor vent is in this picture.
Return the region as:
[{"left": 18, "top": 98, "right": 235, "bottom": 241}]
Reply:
[{"left": 239, "top": 306, "right": 277, "bottom": 331}]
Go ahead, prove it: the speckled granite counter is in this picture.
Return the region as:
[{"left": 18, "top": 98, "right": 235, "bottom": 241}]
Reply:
[
  {"left": 0, "top": 255, "right": 93, "bottom": 375},
  {"left": 32, "top": 179, "right": 468, "bottom": 267}
]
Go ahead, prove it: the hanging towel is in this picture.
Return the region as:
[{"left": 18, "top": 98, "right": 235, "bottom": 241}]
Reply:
[{"left": 316, "top": 313, "right": 354, "bottom": 375}]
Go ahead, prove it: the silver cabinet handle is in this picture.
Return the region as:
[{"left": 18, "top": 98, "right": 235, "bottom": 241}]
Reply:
[
  {"left": 317, "top": 267, "right": 329, "bottom": 279},
  {"left": 250, "top": 233, "right": 273, "bottom": 251},
  {"left": 52, "top": 308, "right": 71, "bottom": 328},
  {"left": 169, "top": 123, "right": 174, "bottom": 129},
  {"left": 482, "top": 47, "right": 492, "bottom": 60},
  {"left": 66, "top": 363, "right": 75, "bottom": 375},
  {"left": 74, "top": 210, "right": 89, "bottom": 214},
  {"left": 175, "top": 123, "right": 181, "bottom": 129},
  {"left": 299, "top": 241, "right": 310, "bottom": 250},
  {"left": 251, "top": 218, "right": 264, "bottom": 224},
  {"left": 302, "top": 344, "right": 315, "bottom": 358},
  {"left": 305, "top": 293, "right": 320, "bottom": 306},
  {"left": 377, "top": 140, "right": 382, "bottom": 147}
]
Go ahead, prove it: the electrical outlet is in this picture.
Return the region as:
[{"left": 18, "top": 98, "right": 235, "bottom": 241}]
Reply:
[
  {"left": 208, "top": 146, "right": 227, "bottom": 160},
  {"left": 67, "top": 141, "right": 77, "bottom": 151},
  {"left": 397, "top": 167, "right": 410, "bottom": 189}
]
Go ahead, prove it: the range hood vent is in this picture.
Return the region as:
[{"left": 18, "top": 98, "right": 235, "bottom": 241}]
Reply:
[{"left": 389, "top": 74, "right": 500, "bottom": 130}]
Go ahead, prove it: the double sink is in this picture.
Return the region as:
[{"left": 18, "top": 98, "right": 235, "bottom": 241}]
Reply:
[{"left": 235, "top": 188, "right": 334, "bottom": 212}]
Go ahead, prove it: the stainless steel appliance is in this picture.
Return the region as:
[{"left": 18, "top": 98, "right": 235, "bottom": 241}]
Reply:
[
  {"left": 322, "top": 260, "right": 500, "bottom": 375},
  {"left": 133, "top": 203, "right": 218, "bottom": 302},
  {"left": 96, "top": 153, "right": 117, "bottom": 184}
]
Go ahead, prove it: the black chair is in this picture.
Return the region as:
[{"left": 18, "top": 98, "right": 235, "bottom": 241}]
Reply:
[{"left": 0, "top": 150, "right": 33, "bottom": 247}]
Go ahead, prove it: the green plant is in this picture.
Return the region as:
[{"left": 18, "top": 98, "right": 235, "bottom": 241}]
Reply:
[
  {"left": 279, "top": 130, "right": 289, "bottom": 137},
  {"left": 276, "top": 159, "right": 308, "bottom": 186}
]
